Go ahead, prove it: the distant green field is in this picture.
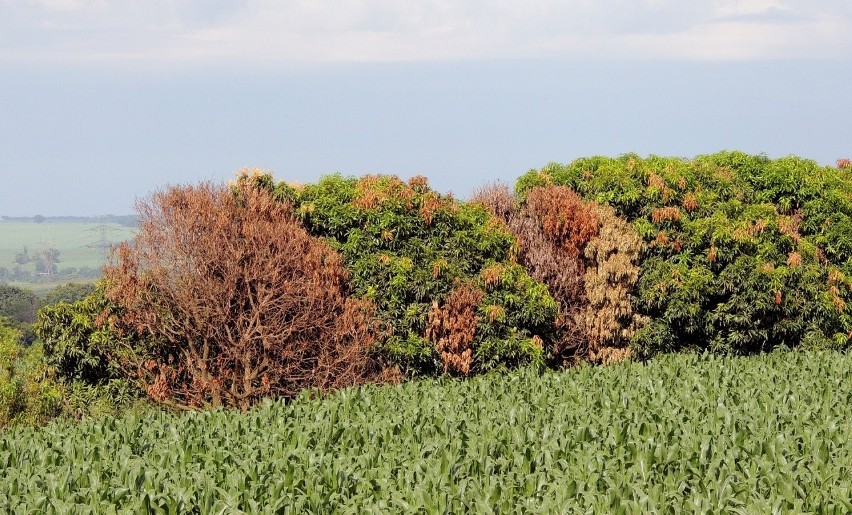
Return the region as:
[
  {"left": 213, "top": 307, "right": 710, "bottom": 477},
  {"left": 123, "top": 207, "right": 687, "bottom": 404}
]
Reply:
[{"left": 0, "top": 221, "right": 135, "bottom": 292}]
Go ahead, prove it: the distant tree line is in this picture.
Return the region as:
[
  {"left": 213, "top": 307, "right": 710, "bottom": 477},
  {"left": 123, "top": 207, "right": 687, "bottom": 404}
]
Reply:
[
  {"left": 0, "top": 283, "right": 95, "bottom": 347},
  {"left": 0, "top": 266, "right": 101, "bottom": 284},
  {"left": 1, "top": 246, "right": 101, "bottom": 284},
  {"left": 0, "top": 215, "right": 139, "bottom": 227}
]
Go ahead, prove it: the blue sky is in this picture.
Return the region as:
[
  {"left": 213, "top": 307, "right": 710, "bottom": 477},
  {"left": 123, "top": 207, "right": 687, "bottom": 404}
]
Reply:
[{"left": 1, "top": 1, "right": 850, "bottom": 216}]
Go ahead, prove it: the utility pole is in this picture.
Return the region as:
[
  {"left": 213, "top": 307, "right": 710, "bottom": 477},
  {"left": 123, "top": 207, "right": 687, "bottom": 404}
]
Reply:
[{"left": 85, "top": 224, "right": 122, "bottom": 260}]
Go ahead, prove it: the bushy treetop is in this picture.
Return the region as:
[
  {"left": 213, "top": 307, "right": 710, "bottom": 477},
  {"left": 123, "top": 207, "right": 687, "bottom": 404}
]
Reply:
[
  {"left": 518, "top": 151, "right": 852, "bottom": 355},
  {"left": 241, "top": 172, "right": 558, "bottom": 375}
]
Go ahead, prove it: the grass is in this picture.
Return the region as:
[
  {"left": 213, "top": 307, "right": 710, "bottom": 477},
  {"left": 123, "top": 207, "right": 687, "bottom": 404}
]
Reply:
[{"left": 2, "top": 350, "right": 851, "bottom": 513}]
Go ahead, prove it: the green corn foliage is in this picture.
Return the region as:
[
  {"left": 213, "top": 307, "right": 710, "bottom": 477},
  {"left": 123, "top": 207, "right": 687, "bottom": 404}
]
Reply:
[{"left": 2, "top": 350, "right": 852, "bottom": 512}]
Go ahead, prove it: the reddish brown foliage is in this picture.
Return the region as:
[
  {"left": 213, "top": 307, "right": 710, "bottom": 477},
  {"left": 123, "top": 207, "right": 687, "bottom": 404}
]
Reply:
[
  {"left": 651, "top": 206, "right": 682, "bottom": 224},
  {"left": 524, "top": 186, "right": 600, "bottom": 260},
  {"left": 787, "top": 251, "right": 802, "bottom": 268},
  {"left": 473, "top": 184, "right": 586, "bottom": 362},
  {"left": 837, "top": 158, "right": 851, "bottom": 169},
  {"left": 420, "top": 191, "right": 452, "bottom": 226},
  {"left": 777, "top": 212, "right": 803, "bottom": 243},
  {"left": 480, "top": 263, "right": 505, "bottom": 288},
  {"left": 682, "top": 192, "right": 699, "bottom": 212},
  {"left": 472, "top": 182, "right": 516, "bottom": 223},
  {"left": 104, "top": 181, "right": 380, "bottom": 410},
  {"left": 474, "top": 183, "right": 645, "bottom": 365},
  {"left": 647, "top": 172, "right": 674, "bottom": 201},
  {"left": 425, "top": 282, "right": 484, "bottom": 375},
  {"left": 473, "top": 184, "right": 588, "bottom": 316},
  {"left": 590, "top": 346, "right": 632, "bottom": 365},
  {"left": 407, "top": 175, "right": 430, "bottom": 192}
]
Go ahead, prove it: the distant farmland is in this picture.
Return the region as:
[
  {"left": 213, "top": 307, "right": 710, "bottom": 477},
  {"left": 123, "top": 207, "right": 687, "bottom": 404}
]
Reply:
[{"left": 0, "top": 220, "right": 135, "bottom": 292}]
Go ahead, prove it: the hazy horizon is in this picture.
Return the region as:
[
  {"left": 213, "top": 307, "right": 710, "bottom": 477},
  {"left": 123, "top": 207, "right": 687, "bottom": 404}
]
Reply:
[{"left": 2, "top": 1, "right": 850, "bottom": 217}]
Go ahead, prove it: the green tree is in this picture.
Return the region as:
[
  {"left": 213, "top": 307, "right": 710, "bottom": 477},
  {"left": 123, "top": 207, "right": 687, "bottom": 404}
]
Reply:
[
  {"left": 0, "top": 316, "right": 63, "bottom": 428},
  {"left": 0, "top": 284, "right": 39, "bottom": 324},
  {"left": 518, "top": 152, "right": 852, "bottom": 356},
  {"left": 42, "top": 283, "right": 96, "bottom": 306},
  {"left": 239, "top": 171, "right": 558, "bottom": 376}
]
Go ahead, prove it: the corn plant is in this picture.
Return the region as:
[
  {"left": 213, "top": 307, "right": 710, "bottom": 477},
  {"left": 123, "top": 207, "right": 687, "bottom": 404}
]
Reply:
[{"left": 2, "top": 350, "right": 852, "bottom": 513}]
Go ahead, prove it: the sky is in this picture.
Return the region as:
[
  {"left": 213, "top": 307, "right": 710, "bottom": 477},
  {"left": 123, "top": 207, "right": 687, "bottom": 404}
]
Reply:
[{"left": 1, "top": 0, "right": 851, "bottom": 216}]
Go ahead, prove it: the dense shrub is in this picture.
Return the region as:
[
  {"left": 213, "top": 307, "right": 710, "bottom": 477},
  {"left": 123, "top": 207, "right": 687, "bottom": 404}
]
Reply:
[
  {"left": 0, "top": 317, "right": 62, "bottom": 428},
  {"left": 34, "top": 284, "right": 144, "bottom": 420},
  {"left": 35, "top": 284, "right": 127, "bottom": 386},
  {"left": 473, "top": 184, "right": 644, "bottom": 364},
  {"left": 241, "top": 172, "right": 557, "bottom": 375},
  {"left": 41, "top": 282, "right": 96, "bottom": 306},
  {"left": 101, "top": 180, "right": 381, "bottom": 410},
  {"left": 0, "top": 285, "right": 39, "bottom": 325},
  {"left": 425, "top": 281, "right": 484, "bottom": 375},
  {"left": 0, "top": 285, "right": 41, "bottom": 347},
  {"left": 517, "top": 152, "right": 852, "bottom": 356}
]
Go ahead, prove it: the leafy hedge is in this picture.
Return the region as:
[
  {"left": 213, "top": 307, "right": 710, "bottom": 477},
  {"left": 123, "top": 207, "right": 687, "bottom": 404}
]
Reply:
[
  {"left": 18, "top": 153, "right": 852, "bottom": 422},
  {"left": 517, "top": 152, "right": 852, "bottom": 356}
]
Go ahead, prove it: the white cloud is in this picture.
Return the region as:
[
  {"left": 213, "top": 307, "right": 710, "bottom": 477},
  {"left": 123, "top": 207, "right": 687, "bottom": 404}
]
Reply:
[{"left": 0, "top": 0, "right": 849, "bottom": 67}]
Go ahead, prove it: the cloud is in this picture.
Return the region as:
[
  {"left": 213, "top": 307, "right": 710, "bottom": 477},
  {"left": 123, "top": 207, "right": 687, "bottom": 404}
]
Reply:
[{"left": 1, "top": 0, "right": 850, "bottom": 68}]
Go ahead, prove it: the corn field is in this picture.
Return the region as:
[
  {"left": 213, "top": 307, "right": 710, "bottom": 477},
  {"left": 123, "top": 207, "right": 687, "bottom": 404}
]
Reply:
[{"left": 2, "top": 350, "right": 852, "bottom": 513}]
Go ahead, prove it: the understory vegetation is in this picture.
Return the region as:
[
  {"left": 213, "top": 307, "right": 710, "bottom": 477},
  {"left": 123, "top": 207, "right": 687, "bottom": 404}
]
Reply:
[{"left": 2, "top": 351, "right": 851, "bottom": 512}]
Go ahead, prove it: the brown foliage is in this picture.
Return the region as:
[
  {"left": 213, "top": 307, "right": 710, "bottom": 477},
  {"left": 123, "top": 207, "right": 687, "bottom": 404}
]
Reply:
[
  {"left": 425, "top": 282, "right": 484, "bottom": 375},
  {"left": 480, "top": 263, "right": 505, "bottom": 288},
  {"left": 524, "top": 186, "right": 599, "bottom": 260},
  {"left": 589, "top": 346, "right": 632, "bottom": 365},
  {"left": 647, "top": 172, "right": 674, "bottom": 201},
  {"left": 420, "top": 191, "right": 453, "bottom": 226},
  {"left": 578, "top": 204, "right": 646, "bottom": 358},
  {"left": 682, "top": 192, "right": 699, "bottom": 212},
  {"left": 777, "top": 212, "right": 803, "bottom": 242},
  {"left": 353, "top": 175, "right": 415, "bottom": 210},
  {"left": 522, "top": 187, "right": 593, "bottom": 341},
  {"left": 647, "top": 172, "right": 666, "bottom": 190},
  {"left": 474, "top": 184, "right": 588, "bottom": 316},
  {"left": 787, "top": 251, "right": 802, "bottom": 268},
  {"left": 104, "top": 181, "right": 380, "bottom": 410},
  {"left": 651, "top": 206, "right": 682, "bottom": 224},
  {"left": 407, "top": 175, "right": 430, "bottom": 192},
  {"left": 474, "top": 183, "right": 645, "bottom": 364},
  {"left": 475, "top": 183, "right": 644, "bottom": 365},
  {"left": 471, "top": 182, "right": 516, "bottom": 224}
]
